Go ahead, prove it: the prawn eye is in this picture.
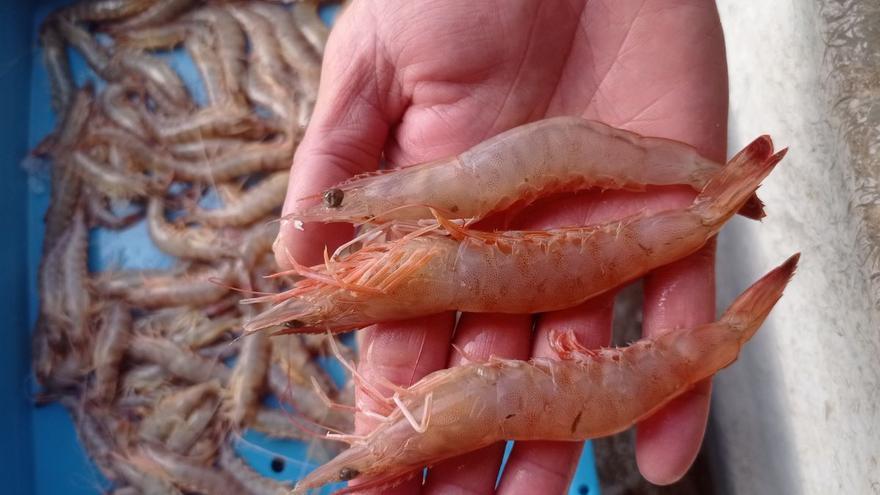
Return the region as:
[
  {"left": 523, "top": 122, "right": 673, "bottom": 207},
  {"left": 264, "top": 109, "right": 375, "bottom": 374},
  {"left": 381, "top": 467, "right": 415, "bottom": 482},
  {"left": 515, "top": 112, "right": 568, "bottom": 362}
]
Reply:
[
  {"left": 283, "top": 319, "right": 304, "bottom": 329},
  {"left": 338, "top": 467, "right": 359, "bottom": 481},
  {"left": 323, "top": 188, "right": 344, "bottom": 208}
]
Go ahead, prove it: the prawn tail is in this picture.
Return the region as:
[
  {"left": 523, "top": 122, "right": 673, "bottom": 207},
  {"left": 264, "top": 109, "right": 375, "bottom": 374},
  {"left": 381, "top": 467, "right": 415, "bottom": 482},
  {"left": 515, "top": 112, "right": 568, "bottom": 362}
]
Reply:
[
  {"left": 723, "top": 141, "right": 769, "bottom": 221},
  {"left": 737, "top": 194, "right": 767, "bottom": 221},
  {"left": 693, "top": 135, "right": 785, "bottom": 227},
  {"left": 721, "top": 253, "right": 800, "bottom": 342}
]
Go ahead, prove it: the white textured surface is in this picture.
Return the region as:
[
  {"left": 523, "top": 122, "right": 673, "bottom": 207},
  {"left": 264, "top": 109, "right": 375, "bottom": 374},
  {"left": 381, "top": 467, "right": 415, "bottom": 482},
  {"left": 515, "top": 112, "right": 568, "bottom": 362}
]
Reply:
[{"left": 712, "top": 1, "right": 880, "bottom": 493}]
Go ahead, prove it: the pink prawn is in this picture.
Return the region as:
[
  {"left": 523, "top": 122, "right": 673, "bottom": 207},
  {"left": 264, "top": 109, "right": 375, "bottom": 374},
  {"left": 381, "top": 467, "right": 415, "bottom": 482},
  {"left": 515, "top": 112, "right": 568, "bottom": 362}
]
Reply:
[
  {"left": 245, "top": 137, "right": 785, "bottom": 334},
  {"left": 289, "top": 117, "right": 765, "bottom": 225},
  {"left": 292, "top": 254, "right": 799, "bottom": 493}
]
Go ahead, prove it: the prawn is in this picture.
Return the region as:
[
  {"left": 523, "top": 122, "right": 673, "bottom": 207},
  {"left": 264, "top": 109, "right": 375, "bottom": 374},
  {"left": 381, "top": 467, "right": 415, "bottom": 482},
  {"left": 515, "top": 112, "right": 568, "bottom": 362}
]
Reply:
[
  {"left": 168, "top": 312, "right": 239, "bottom": 349},
  {"left": 244, "top": 65, "right": 299, "bottom": 125},
  {"left": 57, "top": 0, "right": 156, "bottom": 23},
  {"left": 218, "top": 444, "right": 293, "bottom": 495},
  {"left": 110, "top": 0, "right": 197, "bottom": 30},
  {"left": 95, "top": 266, "right": 201, "bottom": 296},
  {"left": 249, "top": 406, "right": 313, "bottom": 442},
  {"left": 114, "top": 21, "right": 192, "bottom": 50},
  {"left": 139, "top": 382, "right": 219, "bottom": 446},
  {"left": 245, "top": 137, "right": 785, "bottom": 334},
  {"left": 233, "top": 6, "right": 299, "bottom": 124},
  {"left": 94, "top": 263, "right": 233, "bottom": 308},
  {"left": 89, "top": 302, "right": 132, "bottom": 404},
  {"left": 55, "top": 16, "right": 120, "bottom": 79},
  {"left": 228, "top": 271, "right": 271, "bottom": 427},
  {"left": 134, "top": 446, "right": 251, "bottom": 495},
  {"left": 147, "top": 197, "right": 243, "bottom": 262},
  {"left": 165, "top": 397, "right": 222, "bottom": 456},
  {"left": 167, "top": 138, "right": 250, "bottom": 161},
  {"left": 99, "top": 82, "right": 149, "bottom": 136},
  {"left": 293, "top": 254, "right": 799, "bottom": 493},
  {"left": 177, "top": 136, "right": 297, "bottom": 181},
  {"left": 43, "top": 87, "right": 93, "bottom": 252},
  {"left": 59, "top": 207, "right": 91, "bottom": 347},
  {"left": 38, "top": 19, "right": 74, "bottom": 115},
  {"left": 72, "top": 149, "right": 165, "bottom": 199},
  {"left": 94, "top": 127, "right": 295, "bottom": 181},
  {"left": 128, "top": 335, "right": 231, "bottom": 384},
  {"left": 290, "top": 2, "right": 330, "bottom": 57},
  {"left": 32, "top": 321, "right": 59, "bottom": 386},
  {"left": 188, "top": 171, "right": 288, "bottom": 227},
  {"left": 250, "top": 3, "right": 321, "bottom": 97},
  {"left": 113, "top": 456, "right": 183, "bottom": 495},
  {"left": 188, "top": 7, "right": 247, "bottom": 103},
  {"left": 240, "top": 223, "right": 280, "bottom": 269},
  {"left": 247, "top": 406, "right": 345, "bottom": 466},
  {"left": 143, "top": 105, "right": 268, "bottom": 144},
  {"left": 289, "top": 117, "right": 765, "bottom": 225},
  {"left": 36, "top": 346, "right": 88, "bottom": 392},
  {"left": 62, "top": 398, "right": 123, "bottom": 483},
  {"left": 115, "top": 50, "right": 192, "bottom": 109},
  {"left": 38, "top": 226, "right": 73, "bottom": 349},
  {"left": 230, "top": 6, "right": 290, "bottom": 85},
  {"left": 55, "top": 17, "right": 190, "bottom": 108},
  {"left": 120, "top": 364, "right": 168, "bottom": 397},
  {"left": 184, "top": 27, "right": 231, "bottom": 107},
  {"left": 266, "top": 365, "right": 352, "bottom": 433},
  {"left": 272, "top": 334, "right": 336, "bottom": 391}
]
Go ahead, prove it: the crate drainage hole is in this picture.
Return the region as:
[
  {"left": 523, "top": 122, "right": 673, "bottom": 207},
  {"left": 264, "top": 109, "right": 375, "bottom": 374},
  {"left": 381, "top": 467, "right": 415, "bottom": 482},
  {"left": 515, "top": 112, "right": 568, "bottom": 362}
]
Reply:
[
  {"left": 578, "top": 485, "right": 590, "bottom": 494},
  {"left": 271, "top": 457, "right": 285, "bottom": 473}
]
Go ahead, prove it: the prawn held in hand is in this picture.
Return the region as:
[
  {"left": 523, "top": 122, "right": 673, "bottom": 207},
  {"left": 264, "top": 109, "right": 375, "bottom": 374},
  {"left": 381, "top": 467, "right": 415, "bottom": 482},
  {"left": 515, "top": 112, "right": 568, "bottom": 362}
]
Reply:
[
  {"left": 289, "top": 117, "right": 765, "bottom": 224},
  {"left": 292, "top": 254, "right": 799, "bottom": 493},
  {"left": 245, "top": 136, "right": 785, "bottom": 334}
]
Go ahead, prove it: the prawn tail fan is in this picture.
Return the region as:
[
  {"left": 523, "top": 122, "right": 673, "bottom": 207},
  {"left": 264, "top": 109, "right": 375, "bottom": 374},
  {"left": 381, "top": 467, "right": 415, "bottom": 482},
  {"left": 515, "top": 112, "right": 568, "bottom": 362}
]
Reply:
[
  {"left": 725, "top": 136, "right": 773, "bottom": 221},
  {"left": 721, "top": 253, "right": 800, "bottom": 342},
  {"left": 693, "top": 136, "right": 786, "bottom": 226},
  {"left": 737, "top": 193, "right": 767, "bottom": 221}
]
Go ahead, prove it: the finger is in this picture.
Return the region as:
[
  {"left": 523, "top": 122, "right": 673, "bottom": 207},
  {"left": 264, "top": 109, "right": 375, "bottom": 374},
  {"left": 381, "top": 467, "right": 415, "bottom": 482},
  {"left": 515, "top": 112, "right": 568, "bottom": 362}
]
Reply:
[
  {"left": 497, "top": 441, "right": 582, "bottom": 495},
  {"left": 275, "top": 7, "right": 406, "bottom": 268},
  {"left": 423, "top": 313, "right": 532, "bottom": 495},
  {"left": 355, "top": 314, "right": 456, "bottom": 431},
  {"left": 636, "top": 379, "right": 712, "bottom": 484},
  {"left": 635, "top": 239, "right": 716, "bottom": 485},
  {"left": 496, "top": 293, "right": 614, "bottom": 495},
  {"left": 349, "top": 313, "right": 456, "bottom": 495}
]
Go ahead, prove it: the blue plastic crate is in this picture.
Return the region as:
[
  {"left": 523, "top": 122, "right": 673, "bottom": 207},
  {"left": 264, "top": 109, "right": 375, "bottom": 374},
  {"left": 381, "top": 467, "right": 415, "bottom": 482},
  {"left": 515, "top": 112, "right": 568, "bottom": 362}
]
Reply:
[{"left": 1, "top": 2, "right": 600, "bottom": 494}]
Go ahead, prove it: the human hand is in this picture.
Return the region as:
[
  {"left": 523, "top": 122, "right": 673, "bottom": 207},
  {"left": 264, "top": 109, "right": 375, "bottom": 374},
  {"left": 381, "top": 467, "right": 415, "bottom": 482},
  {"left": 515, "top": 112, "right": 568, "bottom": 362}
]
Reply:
[{"left": 275, "top": 0, "right": 727, "bottom": 492}]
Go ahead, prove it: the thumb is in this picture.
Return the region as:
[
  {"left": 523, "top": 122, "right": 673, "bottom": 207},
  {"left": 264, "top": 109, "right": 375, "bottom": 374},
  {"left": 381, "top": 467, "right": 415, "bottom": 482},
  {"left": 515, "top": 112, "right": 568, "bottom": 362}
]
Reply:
[{"left": 275, "top": 18, "right": 404, "bottom": 269}]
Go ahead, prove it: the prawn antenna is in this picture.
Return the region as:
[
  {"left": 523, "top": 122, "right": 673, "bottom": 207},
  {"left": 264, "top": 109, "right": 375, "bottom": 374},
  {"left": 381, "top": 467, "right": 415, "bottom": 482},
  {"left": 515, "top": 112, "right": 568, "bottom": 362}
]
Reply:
[
  {"left": 325, "top": 330, "right": 395, "bottom": 414},
  {"left": 206, "top": 277, "right": 271, "bottom": 296}
]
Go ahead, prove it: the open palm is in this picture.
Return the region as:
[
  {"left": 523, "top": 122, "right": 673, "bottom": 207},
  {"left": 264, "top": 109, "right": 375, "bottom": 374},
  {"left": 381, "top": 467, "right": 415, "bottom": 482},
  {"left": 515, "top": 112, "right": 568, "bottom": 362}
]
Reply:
[{"left": 276, "top": 0, "right": 728, "bottom": 493}]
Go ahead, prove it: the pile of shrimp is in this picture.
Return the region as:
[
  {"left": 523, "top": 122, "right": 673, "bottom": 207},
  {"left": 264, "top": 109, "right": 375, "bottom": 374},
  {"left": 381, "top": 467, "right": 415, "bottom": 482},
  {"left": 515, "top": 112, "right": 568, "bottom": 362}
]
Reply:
[
  {"left": 238, "top": 88, "right": 798, "bottom": 491},
  {"left": 30, "top": 1, "right": 353, "bottom": 494}
]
